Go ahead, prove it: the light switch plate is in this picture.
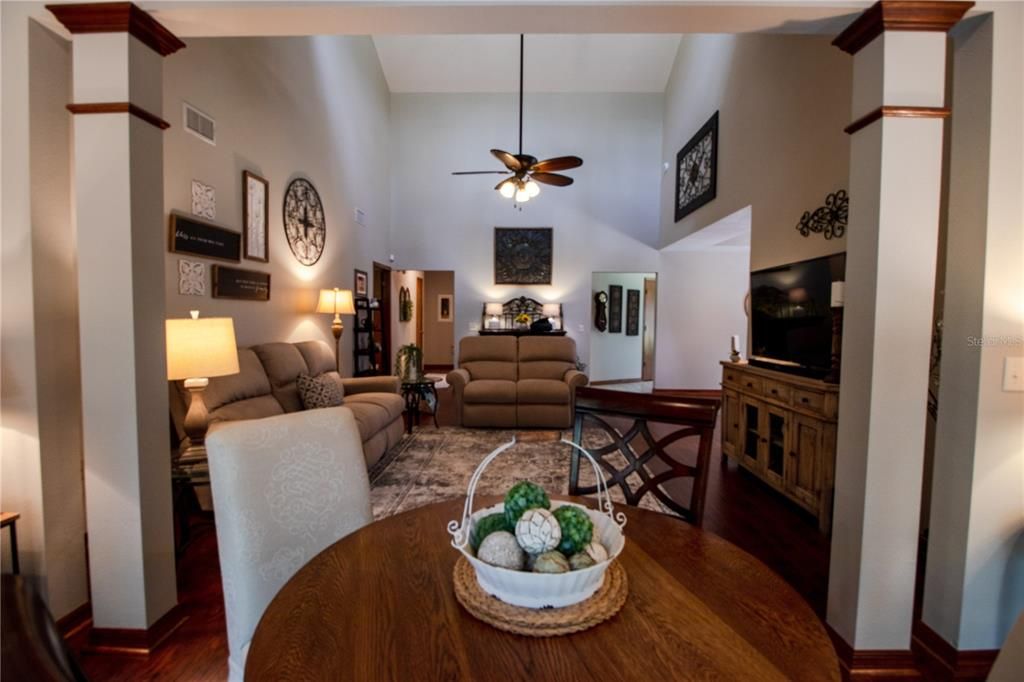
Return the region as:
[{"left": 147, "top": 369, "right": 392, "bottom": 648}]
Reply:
[{"left": 1003, "top": 357, "right": 1024, "bottom": 391}]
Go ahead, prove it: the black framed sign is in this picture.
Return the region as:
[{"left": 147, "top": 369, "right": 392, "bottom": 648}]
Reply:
[
  {"left": 212, "top": 265, "right": 271, "bottom": 301},
  {"left": 674, "top": 111, "right": 719, "bottom": 222},
  {"left": 169, "top": 213, "right": 241, "bottom": 262},
  {"left": 608, "top": 285, "right": 623, "bottom": 334},
  {"left": 626, "top": 289, "right": 641, "bottom": 336},
  {"left": 494, "top": 227, "right": 553, "bottom": 285}
]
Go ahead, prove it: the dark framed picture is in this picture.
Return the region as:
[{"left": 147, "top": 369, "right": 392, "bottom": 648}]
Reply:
[
  {"left": 212, "top": 265, "right": 271, "bottom": 301},
  {"left": 626, "top": 289, "right": 641, "bottom": 336},
  {"left": 438, "top": 294, "right": 453, "bottom": 322},
  {"left": 169, "top": 212, "right": 241, "bottom": 262},
  {"left": 494, "top": 227, "right": 553, "bottom": 285},
  {"left": 354, "top": 269, "right": 368, "bottom": 297},
  {"left": 608, "top": 285, "right": 623, "bottom": 334},
  {"left": 675, "top": 111, "right": 719, "bottom": 222},
  {"left": 242, "top": 171, "right": 269, "bottom": 262}
]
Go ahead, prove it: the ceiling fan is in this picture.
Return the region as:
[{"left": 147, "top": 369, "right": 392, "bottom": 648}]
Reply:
[{"left": 452, "top": 34, "right": 583, "bottom": 203}]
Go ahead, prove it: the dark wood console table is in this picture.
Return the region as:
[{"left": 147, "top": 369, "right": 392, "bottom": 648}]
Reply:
[{"left": 478, "top": 329, "right": 567, "bottom": 337}]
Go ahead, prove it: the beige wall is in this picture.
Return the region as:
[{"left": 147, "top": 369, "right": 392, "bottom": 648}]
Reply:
[
  {"left": 390, "top": 269, "right": 422, "bottom": 358},
  {"left": 163, "top": 36, "right": 392, "bottom": 374},
  {"left": 659, "top": 34, "right": 851, "bottom": 271},
  {"left": 423, "top": 270, "right": 454, "bottom": 366},
  {"left": 1, "top": 6, "right": 89, "bottom": 620},
  {"left": 589, "top": 272, "right": 656, "bottom": 383}
]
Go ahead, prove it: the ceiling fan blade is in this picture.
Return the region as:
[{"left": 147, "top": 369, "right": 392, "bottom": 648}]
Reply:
[
  {"left": 452, "top": 171, "right": 512, "bottom": 175},
  {"left": 491, "top": 149, "right": 522, "bottom": 171},
  {"left": 530, "top": 156, "right": 583, "bottom": 172},
  {"left": 530, "top": 172, "right": 574, "bottom": 187}
]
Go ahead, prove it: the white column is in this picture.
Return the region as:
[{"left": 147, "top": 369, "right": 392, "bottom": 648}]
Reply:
[
  {"left": 70, "top": 31, "right": 177, "bottom": 630},
  {"left": 827, "top": 29, "right": 951, "bottom": 650}
]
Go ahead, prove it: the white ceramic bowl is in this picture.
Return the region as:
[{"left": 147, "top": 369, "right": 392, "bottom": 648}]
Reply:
[{"left": 459, "top": 501, "right": 625, "bottom": 608}]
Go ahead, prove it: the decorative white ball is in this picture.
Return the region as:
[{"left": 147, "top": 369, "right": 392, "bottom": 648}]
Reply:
[
  {"left": 583, "top": 542, "right": 609, "bottom": 564},
  {"left": 477, "top": 531, "right": 526, "bottom": 570},
  {"left": 515, "top": 508, "right": 562, "bottom": 554}
]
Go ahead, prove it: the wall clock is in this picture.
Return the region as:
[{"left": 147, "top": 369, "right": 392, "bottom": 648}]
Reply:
[
  {"left": 674, "top": 111, "right": 719, "bottom": 222},
  {"left": 282, "top": 177, "right": 326, "bottom": 266}
]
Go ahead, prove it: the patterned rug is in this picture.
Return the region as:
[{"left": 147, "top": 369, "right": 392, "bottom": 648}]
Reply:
[{"left": 368, "top": 426, "right": 667, "bottom": 520}]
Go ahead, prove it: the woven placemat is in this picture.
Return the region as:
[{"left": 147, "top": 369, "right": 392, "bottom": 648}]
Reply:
[{"left": 453, "top": 556, "right": 627, "bottom": 636}]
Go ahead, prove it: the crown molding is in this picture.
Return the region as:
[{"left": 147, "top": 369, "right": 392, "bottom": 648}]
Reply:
[
  {"left": 833, "top": 1, "right": 974, "bottom": 55},
  {"left": 47, "top": 2, "right": 185, "bottom": 56}
]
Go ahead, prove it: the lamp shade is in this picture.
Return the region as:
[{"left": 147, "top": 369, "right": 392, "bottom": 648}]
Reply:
[
  {"left": 485, "top": 302, "right": 504, "bottom": 316},
  {"left": 316, "top": 288, "right": 356, "bottom": 315},
  {"left": 166, "top": 317, "right": 239, "bottom": 380},
  {"left": 542, "top": 303, "right": 561, "bottom": 318}
]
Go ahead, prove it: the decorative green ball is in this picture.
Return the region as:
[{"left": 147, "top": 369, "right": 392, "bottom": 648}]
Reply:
[
  {"left": 471, "top": 512, "right": 512, "bottom": 550},
  {"left": 503, "top": 480, "right": 551, "bottom": 527},
  {"left": 552, "top": 505, "right": 594, "bottom": 556}
]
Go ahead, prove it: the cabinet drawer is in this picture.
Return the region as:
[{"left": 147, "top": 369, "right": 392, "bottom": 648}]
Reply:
[
  {"left": 734, "top": 374, "right": 764, "bottom": 395},
  {"left": 763, "top": 379, "right": 791, "bottom": 403},
  {"left": 722, "top": 366, "right": 744, "bottom": 387},
  {"left": 793, "top": 388, "right": 825, "bottom": 413}
]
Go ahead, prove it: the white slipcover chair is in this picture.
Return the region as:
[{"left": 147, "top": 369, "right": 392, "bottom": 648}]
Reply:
[{"left": 206, "top": 406, "right": 373, "bottom": 681}]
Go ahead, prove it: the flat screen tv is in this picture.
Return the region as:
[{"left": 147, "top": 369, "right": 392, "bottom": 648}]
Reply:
[{"left": 749, "top": 253, "right": 846, "bottom": 378}]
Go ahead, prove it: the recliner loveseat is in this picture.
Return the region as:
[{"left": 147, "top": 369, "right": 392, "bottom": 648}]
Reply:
[{"left": 446, "top": 336, "right": 588, "bottom": 429}]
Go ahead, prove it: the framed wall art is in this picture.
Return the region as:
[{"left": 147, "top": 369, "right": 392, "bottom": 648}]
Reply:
[
  {"left": 494, "top": 227, "right": 553, "bottom": 285},
  {"left": 354, "top": 269, "right": 368, "bottom": 297},
  {"left": 438, "top": 294, "right": 453, "bottom": 322},
  {"left": 212, "top": 265, "right": 271, "bottom": 301},
  {"left": 282, "top": 177, "right": 326, "bottom": 266},
  {"left": 177, "top": 259, "right": 206, "bottom": 296},
  {"left": 243, "top": 171, "right": 269, "bottom": 262},
  {"left": 626, "top": 288, "right": 641, "bottom": 336},
  {"left": 169, "top": 213, "right": 241, "bottom": 262},
  {"left": 608, "top": 285, "right": 623, "bottom": 334},
  {"left": 674, "top": 111, "right": 719, "bottom": 222}
]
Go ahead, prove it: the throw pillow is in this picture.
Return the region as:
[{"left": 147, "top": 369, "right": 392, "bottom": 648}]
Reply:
[{"left": 296, "top": 373, "right": 344, "bottom": 410}]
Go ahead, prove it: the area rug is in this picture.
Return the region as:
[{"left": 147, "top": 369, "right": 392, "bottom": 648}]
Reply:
[{"left": 368, "top": 426, "right": 668, "bottom": 520}]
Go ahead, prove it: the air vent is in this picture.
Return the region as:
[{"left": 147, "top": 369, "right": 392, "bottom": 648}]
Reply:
[{"left": 183, "top": 102, "right": 215, "bottom": 145}]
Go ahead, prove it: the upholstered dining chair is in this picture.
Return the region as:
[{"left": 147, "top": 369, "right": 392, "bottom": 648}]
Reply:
[
  {"left": 206, "top": 406, "right": 373, "bottom": 682},
  {"left": 570, "top": 387, "right": 721, "bottom": 525}
]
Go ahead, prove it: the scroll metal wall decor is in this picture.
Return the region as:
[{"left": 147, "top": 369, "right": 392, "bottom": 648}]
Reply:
[
  {"left": 608, "top": 285, "right": 623, "bottom": 334},
  {"left": 796, "top": 190, "right": 848, "bottom": 240}
]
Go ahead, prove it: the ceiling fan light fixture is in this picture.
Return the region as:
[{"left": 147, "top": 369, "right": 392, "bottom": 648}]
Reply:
[
  {"left": 525, "top": 179, "right": 540, "bottom": 198},
  {"left": 499, "top": 180, "right": 516, "bottom": 198},
  {"left": 514, "top": 186, "right": 531, "bottom": 203}
]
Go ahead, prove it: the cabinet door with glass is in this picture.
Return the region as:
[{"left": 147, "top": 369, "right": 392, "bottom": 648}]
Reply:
[
  {"left": 763, "top": 405, "right": 789, "bottom": 490},
  {"left": 738, "top": 396, "right": 765, "bottom": 473},
  {"left": 786, "top": 414, "right": 823, "bottom": 510},
  {"left": 721, "top": 388, "right": 741, "bottom": 459}
]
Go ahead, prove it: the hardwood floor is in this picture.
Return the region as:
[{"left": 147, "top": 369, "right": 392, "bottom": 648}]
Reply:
[{"left": 68, "top": 408, "right": 830, "bottom": 679}]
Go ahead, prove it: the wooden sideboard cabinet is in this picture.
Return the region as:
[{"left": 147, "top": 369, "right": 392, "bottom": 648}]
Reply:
[{"left": 720, "top": 361, "right": 839, "bottom": 533}]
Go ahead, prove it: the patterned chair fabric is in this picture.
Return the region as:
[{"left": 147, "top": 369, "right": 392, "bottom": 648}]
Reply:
[{"left": 206, "top": 407, "right": 372, "bottom": 681}]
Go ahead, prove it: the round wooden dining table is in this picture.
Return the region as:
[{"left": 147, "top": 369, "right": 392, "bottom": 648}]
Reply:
[{"left": 245, "top": 497, "right": 839, "bottom": 681}]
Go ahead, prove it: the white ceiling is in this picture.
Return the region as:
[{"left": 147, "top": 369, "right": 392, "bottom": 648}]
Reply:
[{"left": 372, "top": 34, "right": 683, "bottom": 93}]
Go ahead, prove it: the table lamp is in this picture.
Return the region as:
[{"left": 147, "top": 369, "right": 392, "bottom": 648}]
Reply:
[
  {"left": 316, "top": 288, "right": 356, "bottom": 371},
  {"left": 485, "top": 302, "right": 503, "bottom": 329},
  {"left": 166, "top": 311, "right": 239, "bottom": 459},
  {"left": 542, "top": 303, "right": 561, "bottom": 330}
]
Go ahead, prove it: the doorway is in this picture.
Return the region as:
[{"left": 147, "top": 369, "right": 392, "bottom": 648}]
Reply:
[
  {"left": 390, "top": 269, "right": 455, "bottom": 372},
  {"left": 589, "top": 271, "right": 658, "bottom": 388}
]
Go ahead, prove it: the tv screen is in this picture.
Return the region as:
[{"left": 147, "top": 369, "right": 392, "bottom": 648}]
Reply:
[{"left": 750, "top": 253, "right": 846, "bottom": 376}]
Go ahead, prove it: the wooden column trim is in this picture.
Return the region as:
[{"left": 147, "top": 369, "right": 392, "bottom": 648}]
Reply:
[
  {"left": 825, "top": 623, "right": 922, "bottom": 680},
  {"left": 67, "top": 102, "right": 171, "bottom": 130},
  {"left": 844, "top": 105, "right": 950, "bottom": 134},
  {"left": 85, "top": 603, "right": 188, "bottom": 656},
  {"left": 833, "top": 1, "right": 974, "bottom": 55},
  {"left": 912, "top": 621, "right": 998, "bottom": 681},
  {"left": 47, "top": 2, "right": 185, "bottom": 56}
]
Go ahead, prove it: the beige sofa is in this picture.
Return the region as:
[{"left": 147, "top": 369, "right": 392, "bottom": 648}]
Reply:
[
  {"left": 447, "top": 336, "right": 588, "bottom": 429},
  {"left": 170, "top": 340, "right": 404, "bottom": 467}
]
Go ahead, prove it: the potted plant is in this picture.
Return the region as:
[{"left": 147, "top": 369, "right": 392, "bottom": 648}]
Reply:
[{"left": 395, "top": 343, "right": 423, "bottom": 381}]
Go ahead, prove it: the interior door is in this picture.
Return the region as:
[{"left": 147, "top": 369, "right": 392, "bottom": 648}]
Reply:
[
  {"left": 641, "top": 278, "right": 656, "bottom": 381},
  {"left": 416, "top": 276, "right": 424, "bottom": 350}
]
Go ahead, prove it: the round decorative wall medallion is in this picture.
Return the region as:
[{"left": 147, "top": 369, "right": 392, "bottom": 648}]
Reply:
[{"left": 282, "top": 177, "right": 326, "bottom": 266}]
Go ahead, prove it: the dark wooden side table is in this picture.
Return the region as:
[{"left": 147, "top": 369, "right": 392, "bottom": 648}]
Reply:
[
  {"left": 1, "top": 513, "right": 20, "bottom": 575},
  {"left": 246, "top": 497, "right": 839, "bottom": 681},
  {"left": 401, "top": 377, "right": 439, "bottom": 433}
]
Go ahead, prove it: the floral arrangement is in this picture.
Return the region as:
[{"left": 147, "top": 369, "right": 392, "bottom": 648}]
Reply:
[{"left": 515, "top": 312, "right": 531, "bottom": 326}]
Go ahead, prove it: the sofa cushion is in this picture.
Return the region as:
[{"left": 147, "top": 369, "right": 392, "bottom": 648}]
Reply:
[
  {"left": 209, "top": 395, "right": 285, "bottom": 425},
  {"left": 344, "top": 393, "right": 404, "bottom": 442},
  {"left": 516, "top": 378, "right": 570, "bottom": 405},
  {"left": 464, "top": 379, "right": 516, "bottom": 404},
  {"left": 518, "top": 336, "right": 576, "bottom": 380},
  {"left": 296, "top": 373, "right": 345, "bottom": 410},
  {"left": 295, "top": 340, "right": 337, "bottom": 376},
  {"left": 459, "top": 336, "right": 517, "bottom": 381},
  {"left": 251, "top": 343, "right": 310, "bottom": 413}
]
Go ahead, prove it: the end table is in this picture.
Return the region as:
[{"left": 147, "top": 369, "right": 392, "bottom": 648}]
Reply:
[{"left": 401, "top": 377, "right": 439, "bottom": 433}]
